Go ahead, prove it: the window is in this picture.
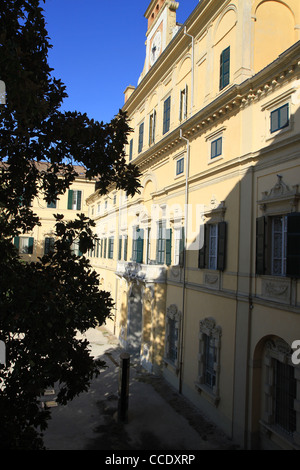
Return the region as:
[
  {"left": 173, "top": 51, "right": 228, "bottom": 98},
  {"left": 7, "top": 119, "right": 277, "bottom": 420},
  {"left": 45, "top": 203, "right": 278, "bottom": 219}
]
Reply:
[
  {"left": 256, "top": 213, "right": 300, "bottom": 278},
  {"left": 149, "top": 109, "right": 156, "bottom": 145},
  {"left": 179, "top": 85, "right": 188, "bottom": 121},
  {"left": 67, "top": 190, "right": 82, "bottom": 210},
  {"left": 118, "top": 236, "right": 123, "bottom": 261},
  {"left": 164, "top": 304, "right": 181, "bottom": 368},
  {"left": 44, "top": 237, "right": 55, "bottom": 255},
  {"left": 263, "top": 338, "right": 299, "bottom": 445},
  {"left": 204, "top": 334, "right": 217, "bottom": 389},
  {"left": 132, "top": 227, "right": 144, "bottom": 263},
  {"left": 163, "top": 96, "right": 171, "bottom": 135},
  {"left": 176, "top": 157, "right": 184, "bottom": 176},
  {"left": 156, "top": 222, "right": 172, "bottom": 266},
  {"left": 146, "top": 227, "right": 151, "bottom": 264},
  {"left": 47, "top": 200, "right": 57, "bottom": 209},
  {"left": 71, "top": 240, "right": 82, "bottom": 256},
  {"left": 271, "top": 104, "right": 289, "bottom": 133},
  {"left": 211, "top": 137, "right": 222, "bottom": 159},
  {"left": 138, "top": 122, "right": 144, "bottom": 153},
  {"left": 199, "top": 222, "right": 227, "bottom": 271},
  {"left": 14, "top": 237, "right": 34, "bottom": 255},
  {"left": 274, "top": 360, "right": 296, "bottom": 435},
  {"left": 197, "top": 317, "right": 222, "bottom": 404},
  {"left": 102, "top": 238, "right": 107, "bottom": 258},
  {"left": 124, "top": 235, "right": 128, "bottom": 261},
  {"left": 220, "top": 47, "right": 230, "bottom": 90},
  {"left": 129, "top": 138, "right": 133, "bottom": 161},
  {"left": 108, "top": 237, "right": 114, "bottom": 259},
  {"left": 174, "top": 227, "right": 185, "bottom": 266}
]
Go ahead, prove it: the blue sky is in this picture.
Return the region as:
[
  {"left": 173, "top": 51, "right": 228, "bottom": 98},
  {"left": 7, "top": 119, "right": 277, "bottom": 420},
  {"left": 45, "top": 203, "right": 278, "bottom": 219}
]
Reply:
[{"left": 42, "top": 0, "right": 199, "bottom": 124}]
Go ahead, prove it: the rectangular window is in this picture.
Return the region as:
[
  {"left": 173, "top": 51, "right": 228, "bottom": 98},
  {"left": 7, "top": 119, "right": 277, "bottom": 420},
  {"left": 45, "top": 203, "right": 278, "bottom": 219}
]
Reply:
[
  {"left": 208, "top": 224, "right": 218, "bottom": 270},
  {"left": 67, "top": 190, "right": 82, "bottom": 210},
  {"left": 149, "top": 110, "right": 156, "bottom": 145},
  {"left": 138, "top": 122, "right": 144, "bottom": 153},
  {"left": 174, "top": 227, "right": 184, "bottom": 266},
  {"left": 274, "top": 360, "right": 296, "bottom": 435},
  {"left": 176, "top": 157, "right": 184, "bottom": 175},
  {"left": 271, "top": 103, "right": 289, "bottom": 133},
  {"left": 132, "top": 227, "right": 144, "bottom": 263},
  {"left": 204, "top": 334, "right": 217, "bottom": 389},
  {"left": 179, "top": 85, "right": 188, "bottom": 121},
  {"left": 163, "top": 96, "right": 171, "bottom": 135},
  {"left": 129, "top": 138, "right": 133, "bottom": 161},
  {"left": 118, "top": 236, "right": 123, "bottom": 261},
  {"left": 47, "top": 200, "right": 57, "bottom": 209},
  {"left": 272, "top": 215, "right": 287, "bottom": 276},
  {"left": 108, "top": 237, "right": 114, "bottom": 259},
  {"left": 168, "top": 318, "right": 178, "bottom": 364},
  {"left": 256, "top": 213, "right": 300, "bottom": 278},
  {"left": 124, "top": 235, "right": 128, "bottom": 261},
  {"left": 157, "top": 221, "right": 166, "bottom": 264},
  {"left": 45, "top": 237, "right": 55, "bottom": 255},
  {"left": 211, "top": 137, "right": 222, "bottom": 159},
  {"left": 14, "top": 237, "right": 34, "bottom": 255},
  {"left": 220, "top": 47, "right": 230, "bottom": 90},
  {"left": 199, "top": 222, "right": 227, "bottom": 271},
  {"left": 146, "top": 227, "right": 151, "bottom": 264}
]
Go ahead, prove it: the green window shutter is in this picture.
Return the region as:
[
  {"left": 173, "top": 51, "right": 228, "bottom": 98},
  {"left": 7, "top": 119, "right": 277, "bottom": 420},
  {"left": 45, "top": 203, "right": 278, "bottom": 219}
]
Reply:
[
  {"left": 217, "top": 222, "right": 227, "bottom": 271},
  {"left": 118, "top": 236, "right": 122, "bottom": 260},
  {"left": 14, "top": 237, "right": 20, "bottom": 251},
  {"left": 76, "top": 191, "right": 82, "bottom": 210},
  {"left": 286, "top": 212, "right": 300, "bottom": 278},
  {"left": 163, "top": 96, "right": 171, "bottom": 135},
  {"left": 45, "top": 237, "right": 54, "bottom": 255},
  {"left": 179, "top": 227, "right": 185, "bottom": 267},
  {"left": 124, "top": 235, "right": 128, "bottom": 261},
  {"left": 256, "top": 216, "right": 266, "bottom": 275},
  {"left": 136, "top": 228, "right": 144, "bottom": 264},
  {"left": 104, "top": 238, "right": 107, "bottom": 258},
  {"left": 68, "top": 190, "right": 73, "bottom": 210},
  {"left": 166, "top": 228, "right": 172, "bottom": 266},
  {"left": 28, "top": 237, "right": 34, "bottom": 255},
  {"left": 138, "top": 122, "right": 144, "bottom": 153},
  {"left": 198, "top": 224, "right": 208, "bottom": 269},
  {"left": 220, "top": 47, "right": 230, "bottom": 90},
  {"left": 129, "top": 139, "right": 133, "bottom": 161}
]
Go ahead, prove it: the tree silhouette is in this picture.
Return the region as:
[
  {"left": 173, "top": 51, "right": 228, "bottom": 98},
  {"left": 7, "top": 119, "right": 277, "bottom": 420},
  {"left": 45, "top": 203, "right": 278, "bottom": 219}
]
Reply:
[{"left": 0, "top": 0, "right": 141, "bottom": 449}]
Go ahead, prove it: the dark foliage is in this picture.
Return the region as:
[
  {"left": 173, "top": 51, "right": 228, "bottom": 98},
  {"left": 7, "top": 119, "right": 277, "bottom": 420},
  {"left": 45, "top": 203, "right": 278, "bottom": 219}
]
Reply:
[{"left": 0, "top": 0, "right": 141, "bottom": 449}]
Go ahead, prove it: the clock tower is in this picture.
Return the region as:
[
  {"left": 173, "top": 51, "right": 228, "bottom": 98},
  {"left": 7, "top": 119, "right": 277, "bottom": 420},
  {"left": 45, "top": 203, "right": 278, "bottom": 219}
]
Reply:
[{"left": 139, "top": 0, "right": 180, "bottom": 83}]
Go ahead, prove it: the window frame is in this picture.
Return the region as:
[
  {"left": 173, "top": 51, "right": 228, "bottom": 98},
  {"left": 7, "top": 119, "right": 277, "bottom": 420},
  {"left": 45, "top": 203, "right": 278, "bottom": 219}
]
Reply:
[
  {"left": 163, "top": 95, "right": 171, "bottom": 135},
  {"left": 138, "top": 121, "right": 144, "bottom": 154},
  {"left": 270, "top": 103, "right": 289, "bottom": 134}
]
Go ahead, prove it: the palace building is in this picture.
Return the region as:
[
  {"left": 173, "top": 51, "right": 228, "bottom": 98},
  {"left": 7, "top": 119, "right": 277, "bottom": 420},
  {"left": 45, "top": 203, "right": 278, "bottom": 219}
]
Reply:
[{"left": 86, "top": 0, "right": 300, "bottom": 449}]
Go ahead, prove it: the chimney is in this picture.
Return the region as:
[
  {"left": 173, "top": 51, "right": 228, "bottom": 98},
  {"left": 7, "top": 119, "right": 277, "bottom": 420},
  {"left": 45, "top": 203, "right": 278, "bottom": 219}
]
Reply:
[{"left": 124, "top": 85, "right": 136, "bottom": 104}]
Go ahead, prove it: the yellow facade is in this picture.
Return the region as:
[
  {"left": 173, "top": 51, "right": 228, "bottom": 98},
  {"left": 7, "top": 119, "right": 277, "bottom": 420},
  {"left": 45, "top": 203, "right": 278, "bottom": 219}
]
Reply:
[
  {"left": 14, "top": 163, "right": 95, "bottom": 262},
  {"left": 87, "top": 0, "right": 300, "bottom": 450}
]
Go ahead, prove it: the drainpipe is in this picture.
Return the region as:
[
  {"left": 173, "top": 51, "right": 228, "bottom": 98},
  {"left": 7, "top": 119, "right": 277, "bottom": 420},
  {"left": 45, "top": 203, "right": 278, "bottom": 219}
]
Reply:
[
  {"left": 179, "top": 129, "right": 190, "bottom": 394},
  {"left": 183, "top": 26, "right": 194, "bottom": 117}
]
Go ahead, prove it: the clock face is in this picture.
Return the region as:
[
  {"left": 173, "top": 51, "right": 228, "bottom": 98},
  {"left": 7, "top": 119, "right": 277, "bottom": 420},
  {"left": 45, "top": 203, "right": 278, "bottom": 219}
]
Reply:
[{"left": 150, "top": 31, "right": 162, "bottom": 66}]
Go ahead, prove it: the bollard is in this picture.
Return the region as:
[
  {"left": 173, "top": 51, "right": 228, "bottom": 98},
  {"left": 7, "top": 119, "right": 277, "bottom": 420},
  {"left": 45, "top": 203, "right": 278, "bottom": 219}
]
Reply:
[{"left": 118, "top": 352, "right": 130, "bottom": 423}]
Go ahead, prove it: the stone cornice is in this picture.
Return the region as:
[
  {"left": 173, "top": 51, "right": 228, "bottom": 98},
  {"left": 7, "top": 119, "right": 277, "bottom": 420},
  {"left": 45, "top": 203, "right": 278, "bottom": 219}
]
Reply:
[{"left": 133, "top": 41, "right": 300, "bottom": 172}]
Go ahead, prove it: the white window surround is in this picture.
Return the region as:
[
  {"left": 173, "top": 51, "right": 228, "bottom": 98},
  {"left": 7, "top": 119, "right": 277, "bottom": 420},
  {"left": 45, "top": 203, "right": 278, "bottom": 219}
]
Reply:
[
  {"left": 196, "top": 317, "right": 222, "bottom": 406},
  {"left": 164, "top": 304, "right": 181, "bottom": 372},
  {"left": 261, "top": 337, "right": 300, "bottom": 448},
  {"left": 206, "top": 126, "right": 226, "bottom": 164},
  {"left": 261, "top": 88, "right": 295, "bottom": 141},
  {"left": 173, "top": 152, "right": 185, "bottom": 179}
]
